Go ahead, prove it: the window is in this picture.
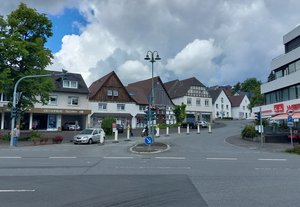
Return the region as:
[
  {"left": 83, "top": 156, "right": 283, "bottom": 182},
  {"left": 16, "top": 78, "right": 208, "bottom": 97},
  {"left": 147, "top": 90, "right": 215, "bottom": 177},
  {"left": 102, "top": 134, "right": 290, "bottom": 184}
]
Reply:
[
  {"left": 226, "top": 105, "right": 229, "bottom": 110},
  {"left": 0, "top": 93, "right": 8, "bottom": 102},
  {"left": 221, "top": 104, "right": 224, "bottom": 109},
  {"left": 68, "top": 96, "right": 78, "bottom": 106},
  {"left": 117, "top": 104, "right": 125, "bottom": 111},
  {"left": 221, "top": 97, "right": 224, "bottom": 103},
  {"left": 107, "top": 90, "right": 113, "bottom": 96},
  {"left": 113, "top": 90, "right": 119, "bottom": 97},
  {"left": 48, "top": 95, "right": 57, "bottom": 105},
  {"left": 205, "top": 99, "right": 209, "bottom": 107},
  {"left": 63, "top": 80, "right": 78, "bottom": 89},
  {"left": 98, "top": 103, "right": 107, "bottom": 110},
  {"left": 243, "top": 106, "right": 245, "bottom": 110},
  {"left": 196, "top": 98, "right": 201, "bottom": 106},
  {"left": 187, "top": 98, "right": 192, "bottom": 105},
  {"left": 139, "top": 105, "right": 146, "bottom": 111},
  {"left": 216, "top": 104, "right": 219, "bottom": 109},
  {"left": 289, "top": 62, "right": 296, "bottom": 74}
]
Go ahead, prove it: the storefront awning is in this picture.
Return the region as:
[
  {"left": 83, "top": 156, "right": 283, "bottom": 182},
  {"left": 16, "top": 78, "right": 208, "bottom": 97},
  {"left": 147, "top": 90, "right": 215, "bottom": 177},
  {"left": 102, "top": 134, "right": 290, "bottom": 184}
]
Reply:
[{"left": 271, "top": 112, "right": 300, "bottom": 120}]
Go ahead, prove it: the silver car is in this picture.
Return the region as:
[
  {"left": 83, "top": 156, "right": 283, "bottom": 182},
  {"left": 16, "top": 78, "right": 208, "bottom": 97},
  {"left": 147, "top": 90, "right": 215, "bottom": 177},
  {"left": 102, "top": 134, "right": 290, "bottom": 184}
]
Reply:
[{"left": 73, "top": 128, "right": 105, "bottom": 144}]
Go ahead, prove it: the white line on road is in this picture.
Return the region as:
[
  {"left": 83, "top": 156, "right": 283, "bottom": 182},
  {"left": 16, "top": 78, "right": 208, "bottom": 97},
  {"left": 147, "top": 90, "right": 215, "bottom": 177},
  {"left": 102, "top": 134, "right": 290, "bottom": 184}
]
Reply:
[
  {"left": 258, "top": 158, "right": 287, "bottom": 161},
  {"left": 0, "top": 189, "right": 35, "bottom": 192},
  {"left": 155, "top": 157, "right": 186, "bottom": 160},
  {"left": 104, "top": 157, "right": 134, "bottom": 159},
  {"left": 48, "top": 157, "right": 77, "bottom": 159},
  {"left": 206, "top": 157, "right": 238, "bottom": 160},
  {"left": 0, "top": 156, "right": 22, "bottom": 159},
  {"left": 117, "top": 166, "right": 191, "bottom": 169}
]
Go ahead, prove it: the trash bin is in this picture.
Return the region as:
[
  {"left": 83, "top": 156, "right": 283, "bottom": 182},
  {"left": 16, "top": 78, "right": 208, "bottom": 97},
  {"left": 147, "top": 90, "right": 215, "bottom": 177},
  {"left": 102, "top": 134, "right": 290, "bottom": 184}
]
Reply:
[{"left": 13, "top": 137, "right": 18, "bottom": 146}]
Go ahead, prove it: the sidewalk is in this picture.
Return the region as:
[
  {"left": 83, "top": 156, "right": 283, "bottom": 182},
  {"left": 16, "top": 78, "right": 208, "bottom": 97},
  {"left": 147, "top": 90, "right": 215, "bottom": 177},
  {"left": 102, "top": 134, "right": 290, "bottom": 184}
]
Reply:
[{"left": 226, "top": 135, "right": 293, "bottom": 153}]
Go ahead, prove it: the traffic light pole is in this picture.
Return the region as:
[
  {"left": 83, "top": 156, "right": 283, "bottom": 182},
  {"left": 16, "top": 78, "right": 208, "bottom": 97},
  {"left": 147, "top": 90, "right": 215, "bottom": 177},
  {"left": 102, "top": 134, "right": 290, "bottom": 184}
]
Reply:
[
  {"left": 260, "top": 106, "right": 263, "bottom": 147},
  {"left": 10, "top": 70, "right": 67, "bottom": 147}
]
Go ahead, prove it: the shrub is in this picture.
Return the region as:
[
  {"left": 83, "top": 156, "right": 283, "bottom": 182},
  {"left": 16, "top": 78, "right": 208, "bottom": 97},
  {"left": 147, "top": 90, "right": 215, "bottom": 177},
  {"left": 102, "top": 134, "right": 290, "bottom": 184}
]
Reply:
[
  {"left": 102, "top": 117, "right": 115, "bottom": 136},
  {"left": 52, "top": 135, "right": 63, "bottom": 144},
  {"left": 241, "top": 125, "right": 257, "bottom": 138},
  {"left": 30, "top": 130, "right": 41, "bottom": 145}
]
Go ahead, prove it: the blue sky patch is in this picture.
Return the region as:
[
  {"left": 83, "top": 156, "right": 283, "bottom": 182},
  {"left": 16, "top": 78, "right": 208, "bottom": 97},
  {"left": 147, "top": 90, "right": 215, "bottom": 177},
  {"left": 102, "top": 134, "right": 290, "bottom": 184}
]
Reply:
[{"left": 45, "top": 8, "right": 87, "bottom": 53}]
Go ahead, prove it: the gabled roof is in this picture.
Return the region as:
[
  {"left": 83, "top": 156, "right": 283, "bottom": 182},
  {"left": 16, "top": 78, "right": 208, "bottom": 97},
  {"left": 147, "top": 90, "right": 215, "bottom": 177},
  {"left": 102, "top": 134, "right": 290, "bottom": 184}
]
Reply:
[
  {"left": 228, "top": 95, "right": 245, "bottom": 107},
  {"left": 51, "top": 71, "right": 89, "bottom": 94},
  {"left": 207, "top": 88, "right": 222, "bottom": 104},
  {"left": 164, "top": 77, "right": 206, "bottom": 98},
  {"left": 126, "top": 76, "right": 173, "bottom": 105},
  {"left": 89, "top": 71, "right": 114, "bottom": 99}
]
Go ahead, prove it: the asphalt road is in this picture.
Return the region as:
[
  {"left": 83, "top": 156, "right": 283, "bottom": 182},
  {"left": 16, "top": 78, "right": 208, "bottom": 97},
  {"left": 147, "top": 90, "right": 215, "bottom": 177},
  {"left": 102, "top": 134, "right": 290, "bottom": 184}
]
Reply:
[{"left": 1, "top": 120, "right": 300, "bottom": 207}]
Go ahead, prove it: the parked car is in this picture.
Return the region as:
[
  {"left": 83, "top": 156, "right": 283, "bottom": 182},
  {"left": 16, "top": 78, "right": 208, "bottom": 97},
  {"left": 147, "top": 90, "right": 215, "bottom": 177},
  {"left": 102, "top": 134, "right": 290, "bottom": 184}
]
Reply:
[
  {"left": 198, "top": 121, "right": 208, "bottom": 128},
  {"left": 62, "top": 121, "right": 80, "bottom": 131},
  {"left": 73, "top": 128, "right": 105, "bottom": 144},
  {"left": 116, "top": 124, "right": 124, "bottom": 133}
]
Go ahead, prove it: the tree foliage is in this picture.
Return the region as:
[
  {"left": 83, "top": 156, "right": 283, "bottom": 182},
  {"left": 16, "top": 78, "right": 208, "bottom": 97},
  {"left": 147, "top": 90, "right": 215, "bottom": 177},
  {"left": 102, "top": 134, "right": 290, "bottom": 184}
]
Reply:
[
  {"left": 173, "top": 103, "right": 186, "bottom": 124},
  {"left": 0, "top": 3, "right": 54, "bottom": 109},
  {"left": 239, "top": 78, "right": 264, "bottom": 110}
]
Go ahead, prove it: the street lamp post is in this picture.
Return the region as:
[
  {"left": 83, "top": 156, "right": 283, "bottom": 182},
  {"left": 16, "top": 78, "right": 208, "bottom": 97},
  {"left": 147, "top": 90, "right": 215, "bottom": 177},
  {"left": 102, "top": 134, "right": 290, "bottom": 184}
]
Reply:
[
  {"left": 10, "top": 69, "right": 67, "bottom": 147},
  {"left": 144, "top": 51, "right": 161, "bottom": 143}
]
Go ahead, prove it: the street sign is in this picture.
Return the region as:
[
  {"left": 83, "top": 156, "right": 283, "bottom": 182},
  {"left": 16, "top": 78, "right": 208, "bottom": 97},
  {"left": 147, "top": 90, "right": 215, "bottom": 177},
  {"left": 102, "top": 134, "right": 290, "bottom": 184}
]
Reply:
[
  {"left": 287, "top": 115, "right": 293, "bottom": 127},
  {"left": 287, "top": 109, "right": 294, "bottom": 116},
  {"left": 144, "top": 136, "right": 153, "bottom": 145}
]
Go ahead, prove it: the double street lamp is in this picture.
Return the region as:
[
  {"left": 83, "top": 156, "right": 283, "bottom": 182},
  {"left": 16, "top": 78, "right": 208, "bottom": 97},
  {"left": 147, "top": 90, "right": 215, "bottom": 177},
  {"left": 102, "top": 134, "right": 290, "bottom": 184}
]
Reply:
[{"left": 144, "top": 51, "right": 161, "bottom": 141}]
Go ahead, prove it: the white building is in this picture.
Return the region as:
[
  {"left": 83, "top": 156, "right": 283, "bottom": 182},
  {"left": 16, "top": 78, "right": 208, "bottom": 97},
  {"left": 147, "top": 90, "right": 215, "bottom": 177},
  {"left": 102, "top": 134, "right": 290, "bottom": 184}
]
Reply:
[
  {"left": 165, "top": 77, "right": 213, "bottom": 122},
  {"left": 230, "top": 95, "right": 251, "bottom": 119},
  {"left": 208, "top": 88, "right": 232, "bottom": 119},
  {"left": 253, "top": 25, "right": 300, "bottom": 120}
]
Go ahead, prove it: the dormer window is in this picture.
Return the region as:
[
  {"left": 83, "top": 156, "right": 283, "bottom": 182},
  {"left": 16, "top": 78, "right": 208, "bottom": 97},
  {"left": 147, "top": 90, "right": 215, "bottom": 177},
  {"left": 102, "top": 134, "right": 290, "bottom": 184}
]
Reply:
[{"left": 63, "top": 80, "right": 78, "bottom": 89}]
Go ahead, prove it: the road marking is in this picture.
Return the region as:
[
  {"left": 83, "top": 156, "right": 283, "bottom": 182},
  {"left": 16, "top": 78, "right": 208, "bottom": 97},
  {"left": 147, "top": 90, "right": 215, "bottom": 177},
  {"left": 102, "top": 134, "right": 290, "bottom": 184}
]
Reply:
[
  {"left": 258, "top": 158, "right": 287, "bottom": 161},
  {"left": 206, "top": 157, "right": 237, "bottom": 160},
  {"left": 104, "top": 157, "right": 134, "bottom": 159},
  {"left": 155, "top": 157, "right": 186, "bottom": 160},
  {"left": 117, "top": 166, "right": 191, "bottom": 169},
  {"left": 0, "top": 189, "right": 35, "bottom": 192},
  {"left": 48, "top": 157, "right": 77, "bottom": 159},
  {"left": 0, "top": 156, "right": 22, "bottom": 159}
]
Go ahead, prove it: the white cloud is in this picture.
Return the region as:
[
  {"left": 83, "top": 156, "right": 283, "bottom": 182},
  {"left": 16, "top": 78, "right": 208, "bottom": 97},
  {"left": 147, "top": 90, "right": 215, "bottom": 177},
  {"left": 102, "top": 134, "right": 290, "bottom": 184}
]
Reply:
[
  {"left": 166, "top": 39, "right": 222, "bottom": 82},
  {"left": 5, "top": 0, "right": 300, "bottom": 87},
  {"left": 117, "top": 60, "right": 151, "bottom": 85}
]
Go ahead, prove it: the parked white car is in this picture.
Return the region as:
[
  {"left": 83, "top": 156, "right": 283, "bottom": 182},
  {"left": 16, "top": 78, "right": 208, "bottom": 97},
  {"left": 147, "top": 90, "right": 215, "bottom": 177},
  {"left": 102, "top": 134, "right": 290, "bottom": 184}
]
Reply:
[{"left": 73, "top": 128, "right": 105, "bottom": 144}]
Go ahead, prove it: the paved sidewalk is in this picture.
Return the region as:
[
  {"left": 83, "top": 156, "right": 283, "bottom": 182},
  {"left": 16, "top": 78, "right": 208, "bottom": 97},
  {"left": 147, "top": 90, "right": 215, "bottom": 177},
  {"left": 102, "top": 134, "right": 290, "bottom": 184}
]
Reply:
[{"left": 226, "top": 135, "right": 293, "bottom": 153}]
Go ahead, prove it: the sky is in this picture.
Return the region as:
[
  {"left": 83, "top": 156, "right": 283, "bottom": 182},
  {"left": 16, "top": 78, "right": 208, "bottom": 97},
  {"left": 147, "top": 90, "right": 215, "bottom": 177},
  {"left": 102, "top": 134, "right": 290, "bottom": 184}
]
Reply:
[{"left": 1, "top": 0, "right": 300, "bottom": 87}]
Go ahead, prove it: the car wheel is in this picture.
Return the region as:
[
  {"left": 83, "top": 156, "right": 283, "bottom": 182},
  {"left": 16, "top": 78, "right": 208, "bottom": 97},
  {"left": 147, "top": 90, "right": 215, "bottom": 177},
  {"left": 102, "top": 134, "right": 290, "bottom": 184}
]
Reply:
[
  {"left": 74, "top": 143, "right": 78, "bottom": 145},
  {"left": 88, "top": 139, "right": 93, "bottom": 144}
]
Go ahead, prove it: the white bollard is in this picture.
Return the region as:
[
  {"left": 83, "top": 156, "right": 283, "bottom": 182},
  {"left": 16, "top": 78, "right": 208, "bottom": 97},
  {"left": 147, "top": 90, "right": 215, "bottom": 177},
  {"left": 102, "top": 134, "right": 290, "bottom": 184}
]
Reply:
[
  {"left": 113, "top": 130, "right": 119, "bottom": 143},
  {"left": 197, "top": 124, "right": 200, "bottom": 134},
  {"left": 178, "top": 126, "right": 181, "bottom": 134},
  {"left": 208, "top": 123, "right": 212, "bottom": 134},
  {"left": 156, "top": 126, "right": 160, "bottom": 137},
  {"left": 125, "top": 126, "right": 131, "bottom": 141},
  {"left": 100, "top": 133, "right": 104, "bottom": 144},
  {"left": 166, "top": 127, "right": 170, "bottom": 136},
  {"left": 186, "top": 124, "right": 190, "bottom": 135}
]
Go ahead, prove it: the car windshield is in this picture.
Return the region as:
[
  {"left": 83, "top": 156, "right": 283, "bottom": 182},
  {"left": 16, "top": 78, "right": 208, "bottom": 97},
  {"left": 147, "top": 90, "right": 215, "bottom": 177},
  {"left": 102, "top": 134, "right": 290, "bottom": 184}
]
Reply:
[{"left": 79, "top": 129, "right": 93, "bottom": 134}]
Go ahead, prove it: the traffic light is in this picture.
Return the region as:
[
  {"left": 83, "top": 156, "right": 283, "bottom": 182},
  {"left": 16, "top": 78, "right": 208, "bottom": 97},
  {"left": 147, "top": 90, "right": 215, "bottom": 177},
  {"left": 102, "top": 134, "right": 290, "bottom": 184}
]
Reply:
[
  {"left": 150, "top": 109, "right": 156, "bottom": 120},
  {"left": 254, "top": 112, "right": 261, "bottom": 121},
  {"left": 144, "top": 109, "right": 156, "bottom": 121},
  {"left": 11, "top": 107, "right": 17, "bottom": 118}
]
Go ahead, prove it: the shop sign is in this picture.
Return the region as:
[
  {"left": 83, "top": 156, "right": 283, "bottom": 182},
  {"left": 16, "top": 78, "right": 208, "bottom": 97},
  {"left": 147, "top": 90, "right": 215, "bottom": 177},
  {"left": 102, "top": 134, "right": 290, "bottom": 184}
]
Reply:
[{"left": 274, "top": 103, "right": 284, "bottom": 113}]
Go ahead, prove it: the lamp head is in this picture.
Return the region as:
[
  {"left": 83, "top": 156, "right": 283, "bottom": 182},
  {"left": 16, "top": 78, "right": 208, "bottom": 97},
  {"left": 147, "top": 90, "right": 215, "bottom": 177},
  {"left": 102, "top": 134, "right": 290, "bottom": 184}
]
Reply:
[{"left": 144, "top": 54, "right": 150, "bottom": 60}]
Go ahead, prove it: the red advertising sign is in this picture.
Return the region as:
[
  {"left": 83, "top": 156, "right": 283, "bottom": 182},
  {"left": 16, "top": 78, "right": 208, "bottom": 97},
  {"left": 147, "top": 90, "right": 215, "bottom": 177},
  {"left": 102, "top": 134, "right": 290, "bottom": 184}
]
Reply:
[
  {"left": 287, "top": 104, "right": 300, "bottom": 111},
  {"left": 274, "top": 103, "right": 284, "bottom": 113}
]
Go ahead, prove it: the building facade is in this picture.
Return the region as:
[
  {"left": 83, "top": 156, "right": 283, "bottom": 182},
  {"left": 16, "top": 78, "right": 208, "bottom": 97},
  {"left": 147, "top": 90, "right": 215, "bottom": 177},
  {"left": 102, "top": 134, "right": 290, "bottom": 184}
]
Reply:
[
  {"left": 253, "top": 25, "right": 300, "bottom": 120},
  {"left": 165, "top": 77, "right": 213, "bottom": 123},
  {"left": 208, "top": 88, "right": 232, "bottom": 119}
]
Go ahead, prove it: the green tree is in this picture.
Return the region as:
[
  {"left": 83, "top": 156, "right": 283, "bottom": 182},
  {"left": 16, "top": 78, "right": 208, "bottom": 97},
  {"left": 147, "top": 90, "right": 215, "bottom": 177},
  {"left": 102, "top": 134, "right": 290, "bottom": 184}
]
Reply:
[
  {"left": 173, "top": 103, "right": 186, "bottom": 124},
  {"left": 0, "top": 3, "right": 54, "bottom": 110},
  {"left": 239, "top": 78, "right": 264, "bottom": 110},
  {"left": 232, "top": 82, "right": 241, "bottom": 95},
  {"left": 101, "top": 117, "right": 115, "bottom": 136}
]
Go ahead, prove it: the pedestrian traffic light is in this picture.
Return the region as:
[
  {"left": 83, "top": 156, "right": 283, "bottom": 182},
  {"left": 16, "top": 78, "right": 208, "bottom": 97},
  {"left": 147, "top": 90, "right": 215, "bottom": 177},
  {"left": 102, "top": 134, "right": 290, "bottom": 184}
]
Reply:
[
  {"left": 150, "top": 109, "right": 156, "bottom": 120},
  {"left": 255, "top": 112, "right": 261, "bottom": 121}
]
